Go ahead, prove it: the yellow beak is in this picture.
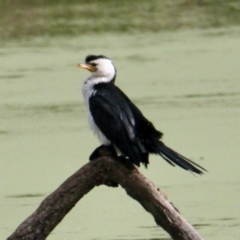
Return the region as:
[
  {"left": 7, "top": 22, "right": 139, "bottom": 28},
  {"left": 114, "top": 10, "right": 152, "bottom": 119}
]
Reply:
[{"left": 77, "top": 63, "right": 97, "bottom": 72}]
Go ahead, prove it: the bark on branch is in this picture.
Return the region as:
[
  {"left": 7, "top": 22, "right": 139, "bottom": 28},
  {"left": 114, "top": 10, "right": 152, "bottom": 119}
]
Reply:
[{"left": 7, "top": 149, "right": 204, "bottom": 240}]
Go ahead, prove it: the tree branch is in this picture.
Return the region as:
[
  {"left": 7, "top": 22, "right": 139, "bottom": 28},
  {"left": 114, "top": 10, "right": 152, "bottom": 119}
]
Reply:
[{"left": 7, "top": 150, "right": 204, "bottom": 240}]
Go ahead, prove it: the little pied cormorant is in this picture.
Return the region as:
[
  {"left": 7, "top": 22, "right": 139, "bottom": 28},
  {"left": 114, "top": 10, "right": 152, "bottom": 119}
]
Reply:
[{"left": 78, "top": 55, "right": 206, "bottom": 174}]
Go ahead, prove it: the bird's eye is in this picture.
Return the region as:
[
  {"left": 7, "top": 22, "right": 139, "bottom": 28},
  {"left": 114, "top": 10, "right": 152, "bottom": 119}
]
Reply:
[{"left": 90, "top": 63, "right": 97, "bottom": 67}]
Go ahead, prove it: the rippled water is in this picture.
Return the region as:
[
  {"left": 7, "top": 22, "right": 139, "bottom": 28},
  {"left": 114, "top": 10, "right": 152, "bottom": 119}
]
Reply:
[{"left": 1, "top": 29, "right": 240, "bottom": 240}]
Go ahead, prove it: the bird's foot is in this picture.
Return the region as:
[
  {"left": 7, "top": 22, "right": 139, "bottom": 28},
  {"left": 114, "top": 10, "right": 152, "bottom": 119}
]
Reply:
[
  {"left": 89, "top": 144, "right": 117, "bottom": 161},
  {"left": 89, "top": 145, "right": 119, "bottom": 188}
]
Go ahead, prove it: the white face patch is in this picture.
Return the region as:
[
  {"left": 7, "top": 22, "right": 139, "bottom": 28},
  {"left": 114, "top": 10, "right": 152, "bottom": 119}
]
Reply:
[{"left": 89, "top": 58, "right": 116, "bottom": 83}]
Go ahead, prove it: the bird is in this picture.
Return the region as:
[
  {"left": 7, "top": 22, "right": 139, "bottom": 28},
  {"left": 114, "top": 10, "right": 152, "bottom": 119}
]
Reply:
[{"left": 78, "top": 54, "right": 207, "bottom": 174}]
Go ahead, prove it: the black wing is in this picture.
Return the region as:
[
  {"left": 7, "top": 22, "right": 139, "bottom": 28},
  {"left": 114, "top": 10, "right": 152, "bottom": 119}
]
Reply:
[
  {"left": 89, "top": 83, "right": 206, "bottom": 174},
  {"left": 89, "top": 83, "right": 151, "bottom": 166}
]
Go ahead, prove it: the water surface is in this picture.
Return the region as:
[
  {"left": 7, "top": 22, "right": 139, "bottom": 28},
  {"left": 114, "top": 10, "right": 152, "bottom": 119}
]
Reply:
[{"left": 1, "top": 29, "right": 240, "bottom": 240}]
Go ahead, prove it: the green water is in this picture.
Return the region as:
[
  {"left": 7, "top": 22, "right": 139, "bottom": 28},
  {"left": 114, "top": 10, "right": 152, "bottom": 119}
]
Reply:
[{"left": 1, "top": 28, "right": 240, "bottom": 239}]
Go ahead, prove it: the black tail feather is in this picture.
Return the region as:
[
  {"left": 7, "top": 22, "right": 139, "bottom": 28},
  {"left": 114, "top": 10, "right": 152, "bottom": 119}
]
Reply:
[{"left": 151, "top": 141, "right": 207, "bottom": 174}]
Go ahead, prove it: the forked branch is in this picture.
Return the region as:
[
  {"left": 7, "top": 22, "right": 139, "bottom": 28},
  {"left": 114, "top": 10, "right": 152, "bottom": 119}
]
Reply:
[{"left": 7, "top": 149, "right": 204, "bottom": 240}]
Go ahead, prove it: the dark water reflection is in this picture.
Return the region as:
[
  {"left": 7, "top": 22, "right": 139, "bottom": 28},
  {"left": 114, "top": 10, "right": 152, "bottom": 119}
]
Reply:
[{"left": 6, "top": 193, "right": 45, "bottom": 198}]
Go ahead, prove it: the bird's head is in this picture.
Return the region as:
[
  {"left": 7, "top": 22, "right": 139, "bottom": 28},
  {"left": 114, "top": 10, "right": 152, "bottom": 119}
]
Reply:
[{"left": 78, "top": 55, "right": 116, "bottom": 83}]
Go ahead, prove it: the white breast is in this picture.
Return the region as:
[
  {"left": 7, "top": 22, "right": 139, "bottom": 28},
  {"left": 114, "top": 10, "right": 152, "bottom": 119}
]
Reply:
[{"left": 82, "top": 77, "right": 111, "bottom": 145}]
